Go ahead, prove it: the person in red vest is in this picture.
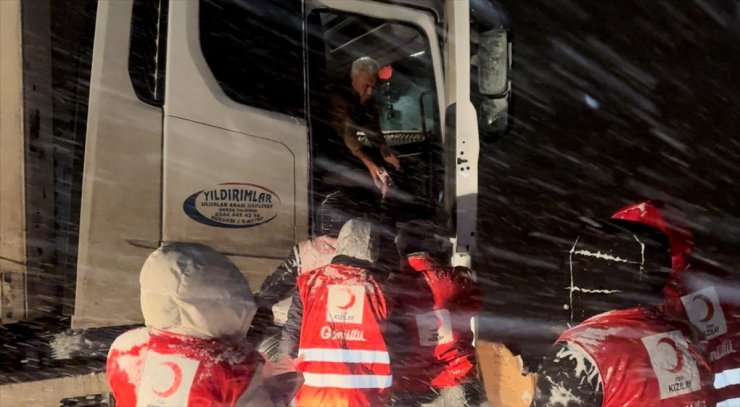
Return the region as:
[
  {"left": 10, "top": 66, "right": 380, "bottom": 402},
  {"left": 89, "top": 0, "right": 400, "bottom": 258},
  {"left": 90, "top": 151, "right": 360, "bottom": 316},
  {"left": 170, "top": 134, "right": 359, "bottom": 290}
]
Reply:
[
  {"left": 534, "top": 220, "right": 714, "bottom": 407},
  {"left": 387, "top": 220, "right": 483, "bottom": 407},
  {"left": 613, "top": 200, "right": 739, "bottom": 406},
  {"left": 251, "top": 191, "right": 358, "bottom": 337},
  {"left": 106, "top": 243, "right": 272, "bottom": 407},
  {"left": 285, "top": 218, "right": 393, "bottom": 407}
]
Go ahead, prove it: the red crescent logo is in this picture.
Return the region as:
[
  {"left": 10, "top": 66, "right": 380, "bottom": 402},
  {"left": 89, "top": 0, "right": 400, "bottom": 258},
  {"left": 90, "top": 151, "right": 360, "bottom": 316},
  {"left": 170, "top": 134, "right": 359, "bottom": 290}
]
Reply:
[
  {"left": 657, "top": 337, "right": 685, "bottom": 373},
  {"left": 153, "top": 361, "right": 183, "bottom": 398},
  {"left": 692, "top": 294, "right": 714, "bottom": 323},
  {"left": 337, "top": 288, "right": 356, "bottom": 310}
]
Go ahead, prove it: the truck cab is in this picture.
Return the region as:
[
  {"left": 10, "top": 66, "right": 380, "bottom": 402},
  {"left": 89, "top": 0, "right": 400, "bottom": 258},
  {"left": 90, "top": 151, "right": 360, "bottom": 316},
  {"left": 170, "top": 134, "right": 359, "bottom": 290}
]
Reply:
[{"left": 72, "top": 0, "right": 510, "bottom": 329}]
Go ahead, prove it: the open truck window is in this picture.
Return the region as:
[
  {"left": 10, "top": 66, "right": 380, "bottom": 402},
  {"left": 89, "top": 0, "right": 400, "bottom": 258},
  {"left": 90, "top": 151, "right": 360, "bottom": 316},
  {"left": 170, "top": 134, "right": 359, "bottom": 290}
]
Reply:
[{"left": 307, "top": 11, "right": 445, "bottom": 228}]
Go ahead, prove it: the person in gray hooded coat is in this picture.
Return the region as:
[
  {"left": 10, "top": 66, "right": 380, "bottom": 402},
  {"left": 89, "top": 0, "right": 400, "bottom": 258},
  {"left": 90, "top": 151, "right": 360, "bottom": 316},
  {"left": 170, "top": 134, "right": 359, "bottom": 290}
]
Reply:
[{"left": 106, "top": 243, "right": 273, "bottom": 407}]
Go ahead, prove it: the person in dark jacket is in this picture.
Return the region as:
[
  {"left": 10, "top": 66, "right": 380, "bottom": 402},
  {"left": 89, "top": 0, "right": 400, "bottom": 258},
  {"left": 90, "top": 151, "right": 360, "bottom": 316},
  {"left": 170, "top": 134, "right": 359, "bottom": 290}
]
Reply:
[
  {"left": 250, "top": 191, "right": 358, "bottom": 340},
  {"left": 534, "top": 220, "right": 715, "bottom": 407},
  {"left": 323, "top": 56, "right": 400, "bottom": 195}
]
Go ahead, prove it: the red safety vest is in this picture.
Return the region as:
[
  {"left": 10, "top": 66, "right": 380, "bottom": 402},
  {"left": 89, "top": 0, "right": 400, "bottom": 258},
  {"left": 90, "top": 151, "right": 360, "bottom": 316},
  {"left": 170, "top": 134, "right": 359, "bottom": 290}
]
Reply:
[
  {"left": 107, "top": 328, "right": 263, "bottom": 407},
  {"left": 558, "top": 307, "right": 714, "bottom": 407},
  {"left": 294, "top": 263, "right": 391, "bottom": 407},
  {"left": 389, "top": 255, "right": 480, "bottom": 392}
]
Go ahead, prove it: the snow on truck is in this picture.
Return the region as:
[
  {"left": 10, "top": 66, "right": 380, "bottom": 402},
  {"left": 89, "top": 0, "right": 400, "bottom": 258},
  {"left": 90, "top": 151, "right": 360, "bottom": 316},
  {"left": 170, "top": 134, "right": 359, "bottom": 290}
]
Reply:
[{"left": 1, "top": 0, "right": 513, "bottom": 404}]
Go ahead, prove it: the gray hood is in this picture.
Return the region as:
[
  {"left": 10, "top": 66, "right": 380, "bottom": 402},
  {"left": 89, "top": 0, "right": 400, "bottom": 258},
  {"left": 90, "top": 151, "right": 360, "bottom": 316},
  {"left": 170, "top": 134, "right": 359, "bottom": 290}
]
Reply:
[
  {"left": 139, "top": 243, "right": 256, "bottom": 339},
  {"left": 334, "top": 218, "right": 379, "bottom": 263}
]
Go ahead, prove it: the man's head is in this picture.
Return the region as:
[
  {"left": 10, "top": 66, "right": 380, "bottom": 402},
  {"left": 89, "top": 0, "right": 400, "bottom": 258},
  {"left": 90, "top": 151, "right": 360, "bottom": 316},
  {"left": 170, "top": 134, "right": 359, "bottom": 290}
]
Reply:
[{"left": 351, "top": 57, "right": 379, "bottom": 104}]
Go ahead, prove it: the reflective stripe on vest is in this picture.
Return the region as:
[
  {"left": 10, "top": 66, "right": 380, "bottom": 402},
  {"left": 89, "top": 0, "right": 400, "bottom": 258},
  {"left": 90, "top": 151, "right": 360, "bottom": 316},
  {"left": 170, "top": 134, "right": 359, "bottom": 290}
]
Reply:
[
  {"left": 299, "top": 348, "right": 390, "bottom": 364},
  {"left": 715, "top": 367, "right": 740, "bottom": 406},
  {"left": 718, "top": 398, "right": 740, "bottom": 407},
  {"left": 302, "top": 372, "right": 392, "bottom": 389},
  {"left": 715, "top": 367, "right": 740, "bottom": 389}
]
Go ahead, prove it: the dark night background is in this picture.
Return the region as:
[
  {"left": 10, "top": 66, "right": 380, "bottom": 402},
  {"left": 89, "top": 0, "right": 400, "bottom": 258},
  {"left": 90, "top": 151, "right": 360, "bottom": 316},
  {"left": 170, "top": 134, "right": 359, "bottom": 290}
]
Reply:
[{"left": 475, "top": 0, "right": 740, "bottom": 360}]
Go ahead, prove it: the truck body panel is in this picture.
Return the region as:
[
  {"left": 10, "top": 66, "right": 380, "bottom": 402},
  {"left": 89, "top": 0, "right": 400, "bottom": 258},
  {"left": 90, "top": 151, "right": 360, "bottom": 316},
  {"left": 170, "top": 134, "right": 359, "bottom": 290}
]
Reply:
[
  {"left": 73, "top": 0, "right": 163, "bottom": 328},
  {"left": 0, "top": 0, "right": 26, "bottom": 323}
]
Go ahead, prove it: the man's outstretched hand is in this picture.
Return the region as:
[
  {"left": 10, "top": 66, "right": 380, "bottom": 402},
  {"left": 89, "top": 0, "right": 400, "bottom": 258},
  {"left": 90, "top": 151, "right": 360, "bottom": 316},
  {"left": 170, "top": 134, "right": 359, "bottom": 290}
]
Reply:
[{"left": 381, "top": 148, "right": 401, "bottom": 171}]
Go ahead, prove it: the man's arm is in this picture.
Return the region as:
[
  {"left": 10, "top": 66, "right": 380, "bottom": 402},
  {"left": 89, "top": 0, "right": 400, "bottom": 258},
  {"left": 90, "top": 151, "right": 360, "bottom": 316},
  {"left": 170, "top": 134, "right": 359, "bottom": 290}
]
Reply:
[
  {"left": 534, "top": 341, "right": 603, "bottom": 407},
  {"left": 364, "top": 103, "right": 401, "bottom": 170},
  {"left": 363, "top": 103, "right": 387, "bottom": 149},
  {"left": 329, "top": 92, "right": 369, "bottom": 156},
  {"left": 329, "top": 93, "right": 398, "bottom": 177}
]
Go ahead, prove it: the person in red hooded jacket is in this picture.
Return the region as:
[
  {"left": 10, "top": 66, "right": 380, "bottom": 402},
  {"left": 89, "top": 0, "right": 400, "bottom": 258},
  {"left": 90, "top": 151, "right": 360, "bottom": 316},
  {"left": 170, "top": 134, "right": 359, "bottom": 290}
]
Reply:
[
  {"left": 535, "top": 220, "right": 715, "bottom": 407},
  {"left": 106, "top": 243, "right": 272, "bottom": 407},
  {"left": 386, "top": 219, "right": 483, "bottom": 407},
  {"left": 613, "top": 200, "right": 739, "bottom": 406}
]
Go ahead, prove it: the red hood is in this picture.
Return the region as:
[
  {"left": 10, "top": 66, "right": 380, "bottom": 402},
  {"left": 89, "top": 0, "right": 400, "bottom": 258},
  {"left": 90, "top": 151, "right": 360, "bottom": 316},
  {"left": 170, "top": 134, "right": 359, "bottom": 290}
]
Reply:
[{"left": 611, "top": 200, "right": 693, "bottom": 272}]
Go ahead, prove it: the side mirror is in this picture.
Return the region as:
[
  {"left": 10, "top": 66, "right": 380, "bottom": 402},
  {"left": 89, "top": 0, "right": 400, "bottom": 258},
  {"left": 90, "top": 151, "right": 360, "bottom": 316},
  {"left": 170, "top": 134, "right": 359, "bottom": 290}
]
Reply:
[
  {"left": 478, "top": 27, "right": 509, "bottom": 96},
  {"left": 475, "top": 27, "right": 511, "bottom": 139},
  {"left": 479, "top": 97, "right": 508, "bottom": 134}
]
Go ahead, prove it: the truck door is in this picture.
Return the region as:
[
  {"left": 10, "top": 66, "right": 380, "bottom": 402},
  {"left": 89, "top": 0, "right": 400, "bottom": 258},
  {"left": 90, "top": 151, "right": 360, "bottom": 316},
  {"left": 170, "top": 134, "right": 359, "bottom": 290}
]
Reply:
[
  {"left": 445, "top": 0, "right": 479, "bottom": 267},
  {"left": 162, "top": 1, "right": 309, "bottom": 289},
  {"left": 305, "top": 0, "right": 448, "bottom": 227}
]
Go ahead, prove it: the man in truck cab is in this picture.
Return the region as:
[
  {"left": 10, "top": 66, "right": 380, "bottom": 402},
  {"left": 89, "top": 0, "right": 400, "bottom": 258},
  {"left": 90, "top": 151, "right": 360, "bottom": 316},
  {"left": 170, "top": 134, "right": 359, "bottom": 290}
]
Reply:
[{"left": 324, "top": 57, "right": 401, "bottom": 198}]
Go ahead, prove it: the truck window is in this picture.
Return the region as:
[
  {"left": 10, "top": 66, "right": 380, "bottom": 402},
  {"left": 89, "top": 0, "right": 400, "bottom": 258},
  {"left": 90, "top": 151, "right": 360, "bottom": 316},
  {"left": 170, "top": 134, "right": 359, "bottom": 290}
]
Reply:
[
  {"left": 377, "top": 51, "right": 438, "bottom": 136},
  {"left": 129, "top": 0, "right": 168, "bottom": 107},
  {"left": 198, "top": 0, "right": 303, "bottom": 117},
  {"left": 307, "top": 11, "right": 444, "bottom": 224}
]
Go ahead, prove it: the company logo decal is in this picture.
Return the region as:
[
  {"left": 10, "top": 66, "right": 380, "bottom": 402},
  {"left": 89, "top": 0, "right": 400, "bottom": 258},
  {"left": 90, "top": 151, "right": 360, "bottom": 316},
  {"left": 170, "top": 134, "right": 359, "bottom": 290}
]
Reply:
[
  {"left": 681, "top": 286, "right": 727, "bottom": 340},
  {"left": 183, "top": 183, "right": 280, "bottom": 228},
  {"left": 415, "top": 309, "right": 452, "bottom": 347},
  {"left": 642, "top": 330, "right": 701, "bottom": 399},
  {"left": 327, "top": 285, "right": 365, "bottom": 324},
  {"left": 138, "top": 352, "right": 199, "bottom": 406}
]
